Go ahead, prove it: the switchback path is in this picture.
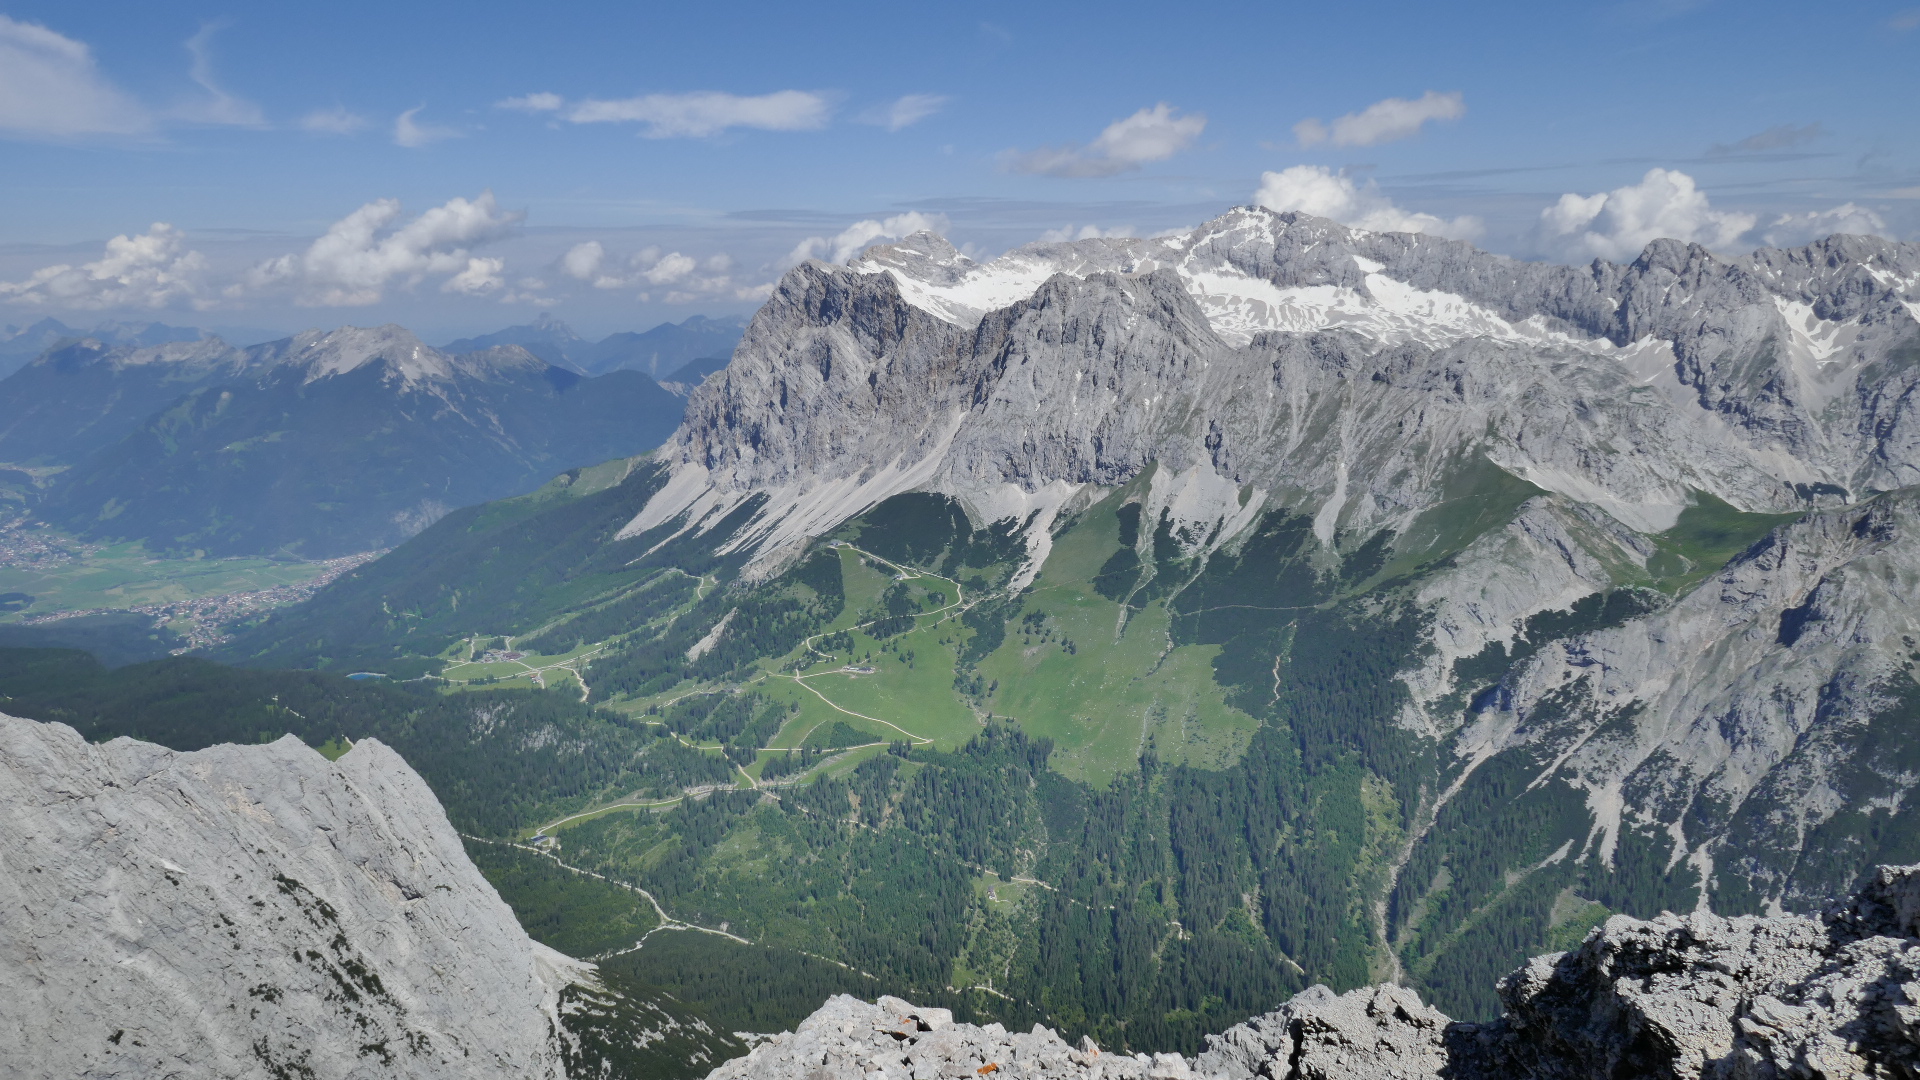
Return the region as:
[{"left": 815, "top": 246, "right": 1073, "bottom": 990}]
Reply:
[
  {"left": 460, "top": 832, "right": 751, "bottom": 959},
  {"left": 772, "top": 542, "right": 978, "bottom": 748}
]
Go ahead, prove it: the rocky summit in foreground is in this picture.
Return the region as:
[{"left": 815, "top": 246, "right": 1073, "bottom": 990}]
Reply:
[
  {"left": 716, "top": 865, "right": 1920, "bottom": 1080},
  {"left": 0, "top": 713, "right": 740, "bottom": 1080},
  {"left": 0, "top": 712, "right": 574, "bottom": 1077}
]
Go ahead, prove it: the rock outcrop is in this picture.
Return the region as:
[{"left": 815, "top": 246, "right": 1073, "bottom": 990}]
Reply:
[
  {"left": 0, "top": 712, "right": 577, "bottom": 1079},
  {"left": 713, "top": 865, "right": 1920, "bottom": 1080}
]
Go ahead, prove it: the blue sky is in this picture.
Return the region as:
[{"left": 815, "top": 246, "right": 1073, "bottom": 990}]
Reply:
[{"left": 1, "top": 0, "right": 1915, "bottom": 340}]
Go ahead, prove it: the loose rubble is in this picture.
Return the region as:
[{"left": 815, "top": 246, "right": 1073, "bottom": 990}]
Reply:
[{"left": 712, "top": 865, "right": 1920, "bottom": 1080}]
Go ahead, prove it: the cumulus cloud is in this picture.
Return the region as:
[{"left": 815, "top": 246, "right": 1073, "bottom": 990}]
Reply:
[
  {"left": 1037, "top": 223, "right": 1136, "bottom": 242},
  {"left": 300, "top": 106, "right": 367, "bottom": 135},
  {"left": 859, "top": 93, "right": 949, "bottom": 131},
  {"left": 238, "top": 191, "right": 521, "bottom": 306},
  {"left": 0, "top": 15, "right": 149, "bottom": 138},
  {"left": 393, "top": 106, "right": 461, "bottom": 148},
  {"left": 1254, "top": 166, "right": 1481, "bottom": 239},
  {"left": 1761, "top": 203, "right": 1890, "bottom": 247},
  {"left": 1004, "top": 104, "right": 1205, "bottom": 178},
  {"left": 1539, "top": 168, "right": 1755, "bottom": 260},
  {"left": 1293, "top": 91, "right": 1463, "bottom": 148},
  {"left": 559, "top": 242, "right": 764, "bottom": 301},
  {"left": 786, "top": 211, "right": 951, "bottom": 265},
  {"left": 498, "top": 92, "right": 564, "bottom": 113},
  {"left": 561, "top": 241, "right": 605, "bottom": 282},
  {"left": 565, "top": 90, "right": 830, "bottom": 137},
  {"left": 175, "top": 22, "right": 265, "bottom": 127},
  {"left": 442, "top": 257, "right": 506, "bottom": 295},
  {"left": 0, "top": 223, "right": 207, "bottom": 310},
  {"left": 1708, "top": 122, "right": 1824, "bottom": 156}
]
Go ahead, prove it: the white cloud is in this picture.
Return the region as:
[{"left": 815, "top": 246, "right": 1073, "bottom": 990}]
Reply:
[
  {"left": 643, "top": 252, "right": 698, "bottom": 285},
  {"left": 238, "top": 191, "right": 521, "bottom": 306},
  {"left": 442, "top": 257, "right": 505, "bottom": 295},
  {"left": 1004, "top": 104, "right": 1206, "bottom": 178},
  {"left": 557, "top": 242, "right": 765, "bottom": 300},
  {"left": 498, "top": 92, "right": 564, "bottom": 113},
  {"left": 860, "top": 93, "right": 949, "bottom": 131},
  {"left": 561, "top": 241, "right": 605, "bottom": 281},
  {"left": 565, "top": 90, "right": 831, "bottom": 137},
  {"left": 1539, "top": 168, "right": 1755, "bottom": 260},
  {"left": 176, "top": 22, "right": 265, "bottom": 127},
  {"left": 1761, "top": 203, "right": 1890, "bottom": 247},
  {"left": 300, "top": 106, "right": 367, "bottom": 135},
  {"left": 786, "top": 211, "right": 952, "bottom": 266},
  {"left": 1293, "top": 91, "right": 1464, "bottom": 148},
  {"left": 1037, "top": 223, "right": 1137, "bottom": 242},
  {"left": 0, "top": 223, "right": 207, "bottom": 310},
  {"left": 1254, "top": 166, "right": 1481, "bottom": 239},
  {"left": 0, "top": 15, "right": 149, "bottom": 138},
  {"left": 393, "top": 106, "right": 461, "bottom": 148}
]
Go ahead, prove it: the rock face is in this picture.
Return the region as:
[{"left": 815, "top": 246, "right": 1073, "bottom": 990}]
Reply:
[
  {"left": 715, "top": 865, "right": 1920, "bottom": 1080},
  {"left": 1461, "top": 489, "right": 1920, "bottom": 912},
  {"left": 0, "top": 712, "right": 576, "bottom": 1079},
  {"left": 636, "top": 208, "right": 1920, "bottom": 565}
]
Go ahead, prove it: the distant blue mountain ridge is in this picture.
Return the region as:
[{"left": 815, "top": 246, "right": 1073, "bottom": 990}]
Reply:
[
  {"left": 440, "top": 312, "right": 746, "bottom": 378},
  {"left": 0, "top": 318, "right": 291, "bottom": 378}
]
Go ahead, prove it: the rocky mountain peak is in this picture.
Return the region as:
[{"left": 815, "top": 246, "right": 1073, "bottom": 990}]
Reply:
[
  {"left": 631, "top": 204, "right": 1920, "bottom": 583},
  {"left": 0, "top": 712, "right": 580, "bottom": 1078},
  {"left": 270, "top": 323, "right": 461, "bottom": 385},
  {"left": 27, "top": 333, "right": 244, "bottom": 374}
]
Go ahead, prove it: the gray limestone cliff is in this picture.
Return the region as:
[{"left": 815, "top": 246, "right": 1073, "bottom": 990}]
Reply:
[
  {"left": 710, "top": 864, "right": 1920, "bottom": 1080},
  {"left": 0, "top": 712, "right": 580, "bottom": 1079}
]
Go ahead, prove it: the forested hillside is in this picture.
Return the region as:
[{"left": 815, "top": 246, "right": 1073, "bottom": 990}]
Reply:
[{"left": 182, "top": 449, "right": 1844, "bottom": 1041}]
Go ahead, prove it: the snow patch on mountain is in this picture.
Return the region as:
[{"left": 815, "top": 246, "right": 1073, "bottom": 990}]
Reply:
[{"left": 852, "top": 215, "right": 1656, "bottom": 356}]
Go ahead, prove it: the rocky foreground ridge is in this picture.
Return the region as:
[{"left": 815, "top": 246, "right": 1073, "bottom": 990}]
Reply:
[
  {"left": 0, "top": 713, "right": 586, "bottom": 1079},
  {"left": 716, "top": 865, "right": 1920, "bottom": 1080}
]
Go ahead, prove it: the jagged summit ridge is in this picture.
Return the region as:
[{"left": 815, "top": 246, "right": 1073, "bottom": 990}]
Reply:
[
  {"left": 12, "top": 322, "right": 550, "bottom": 388},
  {"left": 627, "top": 205, "right": 1920, "bottom": 578},
  {"left": 712, "top": 864, "right": 1920, "bottom": 1079},
  {"left": 0, "top": 713, "right": 578, "bottom": 1079}
]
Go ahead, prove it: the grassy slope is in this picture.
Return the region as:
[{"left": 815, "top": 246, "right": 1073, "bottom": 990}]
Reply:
[
  {"left": 96, "top": 448, "right": 1842, "bottom": 1038},
  {"left": 981, "top": 492, "right": 1256, "bottom": 787}
]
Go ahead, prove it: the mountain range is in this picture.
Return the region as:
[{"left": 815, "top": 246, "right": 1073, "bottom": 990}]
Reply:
[
  {"left": 217, "top": 205, "right": 1920, "bottom": 1041},
  {"left": 0, "top": 317, "right": 287, "bottom": 378},
  {"left": 1, "top": 325, "right": 687, "bottom": 557},
  {"left": 442, "top": 312, "right": 746, "bottom": 379}
]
